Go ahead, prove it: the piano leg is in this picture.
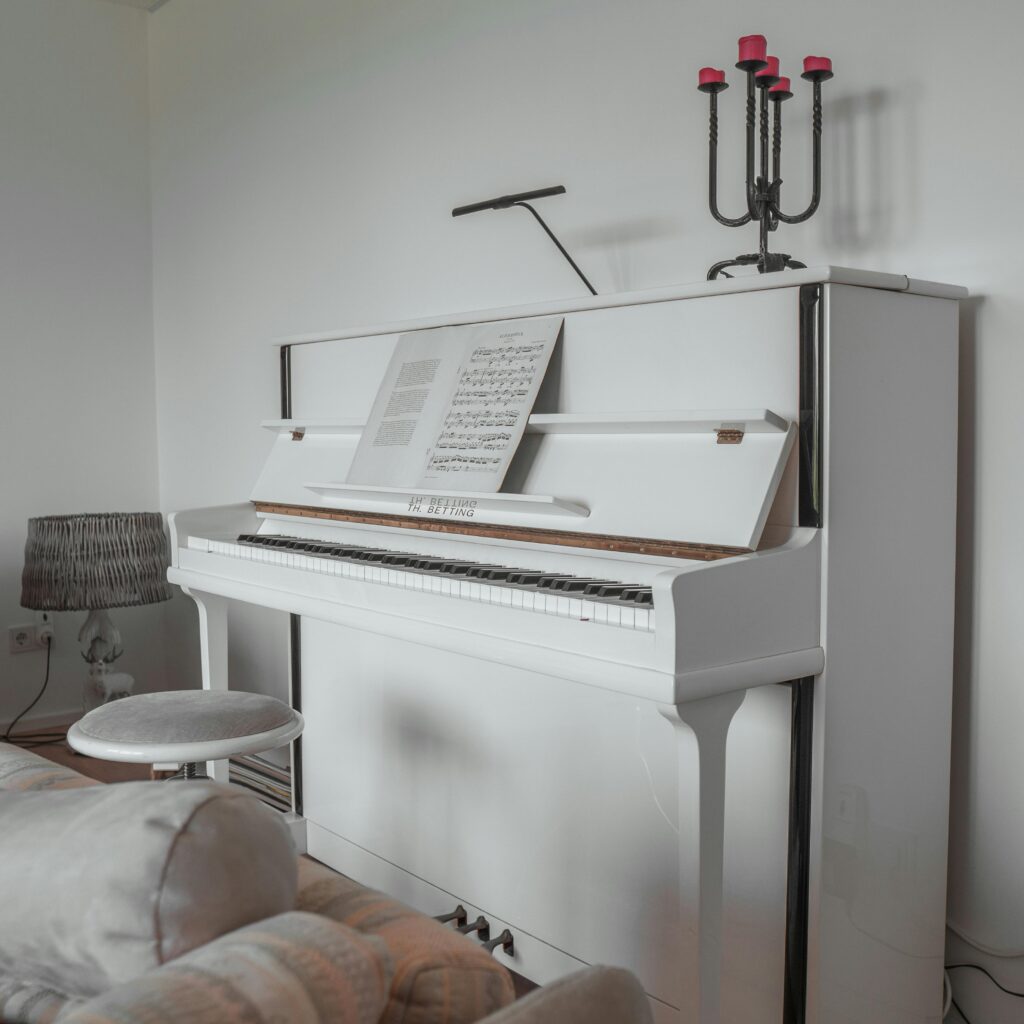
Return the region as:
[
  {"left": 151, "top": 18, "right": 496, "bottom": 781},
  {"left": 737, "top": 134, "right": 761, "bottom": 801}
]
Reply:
[
  {"left": 181, "top": 586, "right": 230, "bottom": 782},
  {"left": 660, "top": 690, "right": 746, "bottom": 1024}
]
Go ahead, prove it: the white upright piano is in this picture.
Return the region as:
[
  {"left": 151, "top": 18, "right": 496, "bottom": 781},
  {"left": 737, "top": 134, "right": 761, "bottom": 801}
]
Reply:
[{"left": 168, "top": 267, "right": 963, "bottom": 1024}]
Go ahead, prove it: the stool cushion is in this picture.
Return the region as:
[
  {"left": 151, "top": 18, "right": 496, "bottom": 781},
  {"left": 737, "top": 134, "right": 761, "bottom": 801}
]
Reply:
[
  {"left": 75, "top": 691, "right": 295, "bottom": 745},
  {"left": 0, "top": 781, "right": 296, "bottom": 1010}
]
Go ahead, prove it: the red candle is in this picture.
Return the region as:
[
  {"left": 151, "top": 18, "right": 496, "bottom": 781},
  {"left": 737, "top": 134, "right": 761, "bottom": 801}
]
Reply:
[
  {"left": 803, "top": 56, "right": 832, "bottom": 75},
  {"left": 769, "top": 77, "right": 793, "bottom": 100},
  {"left": 738, "top": 34, "right": 768, "bottom": 66},
  {"left": 756, "top": 55, "right": 781, "bottom": 83},
  {"left": 699, "top": 67, "right": 726, "bottom": 88}
]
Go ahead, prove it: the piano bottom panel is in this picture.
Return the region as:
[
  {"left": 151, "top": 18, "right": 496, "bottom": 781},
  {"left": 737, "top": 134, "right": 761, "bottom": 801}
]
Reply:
[{"left": 299, "top": 617, "right": 792, "bottom": 1020}]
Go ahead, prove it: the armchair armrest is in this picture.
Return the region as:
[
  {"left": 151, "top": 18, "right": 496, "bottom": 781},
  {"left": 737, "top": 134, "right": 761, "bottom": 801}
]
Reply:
[
  {"left": 58, "top": 912, "right": 393, "bottom": 1024},
  {"left": 0, "top": 742, "right": 98, "bottom": 792},
  {"left": 479, "top": 968, "right": 653, "bottom": 1024}
]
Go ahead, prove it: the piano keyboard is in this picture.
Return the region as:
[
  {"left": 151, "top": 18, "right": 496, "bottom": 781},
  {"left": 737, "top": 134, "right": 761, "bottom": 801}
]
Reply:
[{"left": 188, "top": 533, "right": 656, "bottom": 632}]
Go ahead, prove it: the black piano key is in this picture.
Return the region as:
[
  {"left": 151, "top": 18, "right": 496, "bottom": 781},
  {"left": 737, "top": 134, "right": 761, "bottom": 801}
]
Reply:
[
  {"left": 580, "top": 580, "right": 620, "bottom": 595},
  {"left": 465, "top": 565, "right": 516, "bottom": 580},
  {"left": 535, "top": 576, "right": 577, "bottom": 590},
  {"left": 632, "top": 590, "right": 654, "bottom": 605},
  {"left": 552, "top": 579, "right": 599, "bottom": 593},
  {"left": 408, "top": 558, "right": 447, "bottom": 570},
  {"left": 439, "top": 562, "right": 477, "bottom": 575},
  {"left": 505, "top": 571, "right": 546, "bottom": 584}
]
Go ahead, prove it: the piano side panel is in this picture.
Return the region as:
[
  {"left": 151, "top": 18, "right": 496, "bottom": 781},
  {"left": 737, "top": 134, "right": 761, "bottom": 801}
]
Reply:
[
  {"left": 810, "top": 285, "right": 958, "bottom": 1024},
  {"left": 299, "top": 617, "right": 791, "bottom": 1021}
]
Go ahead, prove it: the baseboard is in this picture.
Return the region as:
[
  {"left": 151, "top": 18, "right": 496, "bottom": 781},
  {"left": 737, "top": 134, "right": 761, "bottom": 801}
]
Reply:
[{"left": 0, "top": 708, "right": 80, "bottom": 736}]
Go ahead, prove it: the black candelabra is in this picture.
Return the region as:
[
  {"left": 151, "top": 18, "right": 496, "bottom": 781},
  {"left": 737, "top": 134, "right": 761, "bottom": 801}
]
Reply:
[{"left": 698, "top": 35, "right": 833, "bottom": 280}]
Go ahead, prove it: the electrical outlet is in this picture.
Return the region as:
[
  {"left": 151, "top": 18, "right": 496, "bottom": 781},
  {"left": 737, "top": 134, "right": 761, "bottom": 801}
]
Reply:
[{"left": 9, "top": 625, "right": 44, "bottom": 653}]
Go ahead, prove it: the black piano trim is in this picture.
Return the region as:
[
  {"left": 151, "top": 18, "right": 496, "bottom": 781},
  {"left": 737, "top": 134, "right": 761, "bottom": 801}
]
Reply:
[
  {"left": 782, "top": 283, "right": 824, "bottom": 1024},
  {"left": 280, "top": 344, "right": 304, "bottom": 818}
]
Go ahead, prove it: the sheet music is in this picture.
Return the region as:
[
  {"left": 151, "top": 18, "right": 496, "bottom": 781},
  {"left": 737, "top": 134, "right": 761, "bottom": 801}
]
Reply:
[{"left": 346, "top": 317, "right": 561, "bottom": 491}]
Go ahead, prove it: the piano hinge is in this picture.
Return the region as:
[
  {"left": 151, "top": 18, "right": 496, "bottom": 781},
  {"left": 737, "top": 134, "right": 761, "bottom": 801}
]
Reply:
[
  {"left": 290, "top": 428, "right": 306, "bottom": 441},
  {"left": 715, "top": 427, "right": 745, "bottom": 445}
]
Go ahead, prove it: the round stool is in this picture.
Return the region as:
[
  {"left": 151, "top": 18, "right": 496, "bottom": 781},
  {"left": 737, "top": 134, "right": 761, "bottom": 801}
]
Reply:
[{"left": 67, "top": 691, "right": 304, "bottom": 777}]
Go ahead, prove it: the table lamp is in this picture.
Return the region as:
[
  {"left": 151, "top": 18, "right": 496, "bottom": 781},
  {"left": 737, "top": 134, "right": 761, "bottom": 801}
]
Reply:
[{"left": 21, "top": 513, "right": 172, "bottom": 711}]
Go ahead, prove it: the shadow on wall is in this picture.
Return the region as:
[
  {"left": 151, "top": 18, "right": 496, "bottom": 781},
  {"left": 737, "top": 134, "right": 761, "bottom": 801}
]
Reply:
[
  {"left": 822, "top": 85, "right": 922, "bottom": 255},
  {"left": 572, "top": 216, "right": 681, "bottom": 294}
]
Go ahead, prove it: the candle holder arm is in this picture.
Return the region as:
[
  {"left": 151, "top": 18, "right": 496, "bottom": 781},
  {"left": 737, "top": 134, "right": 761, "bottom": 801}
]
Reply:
[
  {"left": 744, "top": 73, "right": 759, "bottom": 218},
  {"left": 771, "top": 81, "right": 822, "bottom": 224},
  {"left": 708, "top": 92, "right": 752, "bottom": 227}
]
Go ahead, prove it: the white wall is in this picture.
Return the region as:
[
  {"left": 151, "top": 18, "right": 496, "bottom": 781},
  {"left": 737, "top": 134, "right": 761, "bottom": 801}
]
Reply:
[
  {"left": 0, "top": 0, "right": 168, "bottom": 730},
  {"left": 147, "top": 1, "right": 1023, "bottom": 1019}
]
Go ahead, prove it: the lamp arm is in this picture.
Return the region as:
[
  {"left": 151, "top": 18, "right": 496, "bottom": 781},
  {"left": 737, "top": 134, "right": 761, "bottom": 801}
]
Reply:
[{"left": 510, "top": 202, "right": 598, "bottom": 296}]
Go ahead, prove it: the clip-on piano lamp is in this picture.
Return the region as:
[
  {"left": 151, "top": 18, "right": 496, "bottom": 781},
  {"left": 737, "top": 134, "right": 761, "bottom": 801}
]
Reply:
[
  {"left": 21, "top": 513, "right": 172, "bottom": 711},
  {"left": 452, "top": 185, "right": 597, "bottom": 296},
  {"left": 698, "top": 35, "right": 834, "bottom": 279}
]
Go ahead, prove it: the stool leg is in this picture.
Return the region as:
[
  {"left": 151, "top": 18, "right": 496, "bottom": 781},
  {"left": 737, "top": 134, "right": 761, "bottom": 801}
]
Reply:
[
  {"left": 181, "top": 587, "right": 230, "bottom": 783},
  {"left": 184, "top": 762, "right": 198, "bottom": 779}
]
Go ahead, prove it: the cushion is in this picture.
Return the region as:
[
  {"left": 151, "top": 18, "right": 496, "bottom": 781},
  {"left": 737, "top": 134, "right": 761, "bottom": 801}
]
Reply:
[
  {"left": 480, "top": 967, "right": 653, "bottom": 1024},
  {"left": 0, "top": 780, "right": 297, "bottom": 1010},
  {"left": 57, "top": 912, "right": 393, "bottom": 1024},
  {"left": 297, "top": 857, "right": 514, "bottom": 1024},
  {"left": 0, "top": 743, "right": 98, "bottom": 793},
  {"left": 72, "top": 691, "right": 296, "bottom": 745},
  {"left": 0, "top": 977, "right": 68, "bottom": 1024}
]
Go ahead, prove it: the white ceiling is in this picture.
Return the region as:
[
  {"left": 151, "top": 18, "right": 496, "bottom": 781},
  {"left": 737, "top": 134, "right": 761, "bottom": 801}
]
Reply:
[{"left": 98, "top": 0, "right": 171, "bottom": 11}]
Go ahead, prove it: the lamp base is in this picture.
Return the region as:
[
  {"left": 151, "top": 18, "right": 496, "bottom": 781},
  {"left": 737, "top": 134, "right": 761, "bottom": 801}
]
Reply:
[{"left": 79, "top": 609, "right": 132, "bottom": 713}]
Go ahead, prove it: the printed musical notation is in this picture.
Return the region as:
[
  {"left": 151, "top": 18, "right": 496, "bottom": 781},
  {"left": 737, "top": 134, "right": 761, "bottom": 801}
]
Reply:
[{"left": 346, "top": 316, "right": 561, "bottom": 493}]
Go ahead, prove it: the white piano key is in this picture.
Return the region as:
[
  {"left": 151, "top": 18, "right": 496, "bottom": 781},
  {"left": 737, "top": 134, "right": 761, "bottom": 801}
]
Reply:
[{"left": 199, "top": 536, "right": 655, "bottom": 632}]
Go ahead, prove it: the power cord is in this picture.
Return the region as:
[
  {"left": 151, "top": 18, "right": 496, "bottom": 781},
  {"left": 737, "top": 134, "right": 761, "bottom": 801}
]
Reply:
[
  {"left": 2, "top": 637, "right": 53, "bottom": 744},
  {"left": 949, "top": 995, "right": 972, "bottom": 1023},
  {"left": 944, "top": 962, "right": 1024, "bottom": 1022},
  {"left": 946, "top": 962, "right": 1024, "bottom": 998}
]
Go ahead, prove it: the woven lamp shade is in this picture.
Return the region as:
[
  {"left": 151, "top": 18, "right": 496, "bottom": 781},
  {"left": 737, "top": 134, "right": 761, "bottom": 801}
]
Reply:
[{"left": 21, "top": 512, "right": 172, "bottom": 612}]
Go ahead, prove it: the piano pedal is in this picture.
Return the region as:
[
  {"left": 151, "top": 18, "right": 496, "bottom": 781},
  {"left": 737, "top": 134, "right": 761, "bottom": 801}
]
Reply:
[
  {"left": 481, "top": 928, "right": 514, "bottom": 956},
  {"left": 433, "top": 904, "right": 468, "bottom": 927},
  {"left": 456, "top": 915, "right": 490, "bottom": 941}
]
